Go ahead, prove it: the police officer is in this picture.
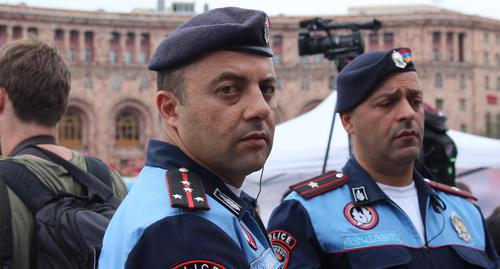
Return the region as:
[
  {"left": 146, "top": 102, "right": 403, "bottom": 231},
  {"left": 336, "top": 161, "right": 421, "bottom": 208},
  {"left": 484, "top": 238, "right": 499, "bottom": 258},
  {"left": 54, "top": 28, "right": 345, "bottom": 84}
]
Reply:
[
  {"left": 99, "top": 7, "right": 282, "bottom": 269},
  {"left": 267, "top": 48, "right": 498, "bottom": 268}
]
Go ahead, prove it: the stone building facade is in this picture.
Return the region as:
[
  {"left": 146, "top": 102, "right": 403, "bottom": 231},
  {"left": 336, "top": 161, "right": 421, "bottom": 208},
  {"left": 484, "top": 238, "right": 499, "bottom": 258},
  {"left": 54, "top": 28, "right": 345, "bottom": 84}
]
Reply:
[{"left": 0, "top": 4, "right": 499, "bottom": 167}]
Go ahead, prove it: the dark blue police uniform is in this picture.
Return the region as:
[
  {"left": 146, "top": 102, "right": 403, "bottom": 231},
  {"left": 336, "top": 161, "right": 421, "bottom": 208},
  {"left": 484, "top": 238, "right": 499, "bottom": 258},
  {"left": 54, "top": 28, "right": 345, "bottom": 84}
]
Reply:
[
  {"left": 268, "top": 47, "right": 498, "bottom": 268},
  {"left": 99, "top": 6, "right": 281, "bottom": 267},
  {"left": 267, "top": 157, "right": 498, "bottom": 268},
  {"left": 99, "top": 140, "right": 281, "bottom": 268}
]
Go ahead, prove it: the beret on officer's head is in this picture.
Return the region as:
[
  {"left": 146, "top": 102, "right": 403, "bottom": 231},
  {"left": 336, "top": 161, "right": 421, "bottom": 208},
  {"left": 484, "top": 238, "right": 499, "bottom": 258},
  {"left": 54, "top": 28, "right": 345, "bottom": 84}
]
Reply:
[
  {"left": 336, "top": 47, "right": 417, "bottom": 112},
  {"left": 148, "top": 7, "right": 273, "bottom": 71}
]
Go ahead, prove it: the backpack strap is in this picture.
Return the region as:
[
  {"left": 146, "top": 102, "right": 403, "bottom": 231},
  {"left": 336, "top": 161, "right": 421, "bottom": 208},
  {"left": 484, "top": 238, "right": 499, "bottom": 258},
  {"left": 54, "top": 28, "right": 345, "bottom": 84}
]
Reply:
[
  {"left": 11, "top": 136, "right": 115, "bottom": 198},
  {"left": 84, "top": 156, "right": 112, "bottom": 188},
  {"left": 27, "top": 146, "right": 120, "bottom": 208},
  {"left": 0, "top": 160, "right": 55, "bottom": 213},
  {"left": 0, "top": 135, "right": 56, "bottom": 269},
  {"left": 0, "top": 177, "right": 13, "bottom": 269},
  {"left": 0, "top": 159, "right": 56, "bottom": 269}
]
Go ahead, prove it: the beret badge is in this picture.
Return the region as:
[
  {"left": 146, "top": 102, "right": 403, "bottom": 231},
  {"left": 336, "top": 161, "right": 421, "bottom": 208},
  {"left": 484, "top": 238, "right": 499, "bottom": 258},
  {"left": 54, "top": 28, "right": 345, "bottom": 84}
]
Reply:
[
  {"left": 264, "top": 16, "right": 271, "bottom": 45},
  {"left": 391, "top": 50, "right": 407, "bottom": 69},
  {"left": 391, "top": 48, "right": 413, "bottom": 69}
]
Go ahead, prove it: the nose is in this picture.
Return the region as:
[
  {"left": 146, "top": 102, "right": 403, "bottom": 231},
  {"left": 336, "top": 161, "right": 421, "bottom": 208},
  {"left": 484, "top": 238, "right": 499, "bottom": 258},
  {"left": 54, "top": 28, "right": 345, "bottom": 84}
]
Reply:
[
  {"left": 397, "top": 99, "right": 416, "bottom": 122},
  {"left": 243, "top": 87, "right": 271, "bottom": 121}
]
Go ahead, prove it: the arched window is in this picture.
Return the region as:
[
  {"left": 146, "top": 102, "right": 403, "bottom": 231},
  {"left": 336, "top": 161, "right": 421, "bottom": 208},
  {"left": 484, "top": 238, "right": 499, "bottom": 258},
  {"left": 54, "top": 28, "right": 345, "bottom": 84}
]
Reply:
[
  {"left": 434, "top": 73, "right": 443, "bottom": 88},
  {"left": 58, "top": 109, "right": 83, "bottom": 147},
  {"left": 115, "top": 110, "right": 140, "bottom": 146}
]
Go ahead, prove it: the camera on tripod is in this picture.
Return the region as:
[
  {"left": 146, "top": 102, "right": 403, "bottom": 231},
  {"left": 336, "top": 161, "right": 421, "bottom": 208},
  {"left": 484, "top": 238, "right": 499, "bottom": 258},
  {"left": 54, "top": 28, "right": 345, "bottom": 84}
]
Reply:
[{"left": 298, "top": 17, "right": 381, "bottom": 71}]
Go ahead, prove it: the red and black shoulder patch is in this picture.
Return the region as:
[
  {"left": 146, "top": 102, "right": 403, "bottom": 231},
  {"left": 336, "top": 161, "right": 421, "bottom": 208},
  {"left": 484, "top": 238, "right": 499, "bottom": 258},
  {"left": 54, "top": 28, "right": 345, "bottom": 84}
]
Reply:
[
  {"left": 424, "top": 179, "right": 477, "bottom": 201},
  {"left": 165, "top": 167, "right": 210, "bottom": 210},
  {"left": 290, "top": 170, "right": 349, "bottom": 199}
]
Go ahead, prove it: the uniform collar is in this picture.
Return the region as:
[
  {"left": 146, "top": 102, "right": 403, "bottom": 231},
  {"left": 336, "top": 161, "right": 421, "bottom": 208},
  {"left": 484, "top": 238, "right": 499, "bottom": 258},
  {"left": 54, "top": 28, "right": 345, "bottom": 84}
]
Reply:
[
  {"left": 145, "top": 139, "right": 253, "bottom": 219},
  {"left": 343, "top": 157, "right": 436, "bottom": 206}
]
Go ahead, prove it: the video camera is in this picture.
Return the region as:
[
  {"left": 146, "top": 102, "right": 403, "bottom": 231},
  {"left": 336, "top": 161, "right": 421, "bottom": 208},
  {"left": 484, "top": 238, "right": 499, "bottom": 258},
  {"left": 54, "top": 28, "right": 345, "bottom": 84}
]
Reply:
[{"left": 298, "top": 18, "right": 381, "bottom": 71}]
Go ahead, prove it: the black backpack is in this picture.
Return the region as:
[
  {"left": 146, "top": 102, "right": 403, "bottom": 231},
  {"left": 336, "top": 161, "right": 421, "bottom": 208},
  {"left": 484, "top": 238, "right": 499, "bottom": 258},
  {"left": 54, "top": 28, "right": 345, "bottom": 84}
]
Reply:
[{"left": 0, "top": 136, "right": 121, "bottom": 269}]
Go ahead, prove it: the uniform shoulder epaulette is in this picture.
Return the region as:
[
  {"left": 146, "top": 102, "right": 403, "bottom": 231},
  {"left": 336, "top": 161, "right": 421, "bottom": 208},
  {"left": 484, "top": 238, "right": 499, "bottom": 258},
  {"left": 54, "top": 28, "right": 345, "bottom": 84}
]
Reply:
[
  {"left": 424, "top": 179, "right": 477, "bottom": 201},
  {"left": 290, "top": 170, "right": 349, "bottom": 199},
  {"left": 166, "top": 167, "right": 210, "bottom": 210}
]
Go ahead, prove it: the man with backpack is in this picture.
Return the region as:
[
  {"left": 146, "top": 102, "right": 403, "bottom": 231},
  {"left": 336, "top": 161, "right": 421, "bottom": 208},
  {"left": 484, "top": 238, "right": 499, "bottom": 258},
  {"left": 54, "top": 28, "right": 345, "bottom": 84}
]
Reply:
[{"left": 0, "top": 38, "right": 128, "bottom": 269}]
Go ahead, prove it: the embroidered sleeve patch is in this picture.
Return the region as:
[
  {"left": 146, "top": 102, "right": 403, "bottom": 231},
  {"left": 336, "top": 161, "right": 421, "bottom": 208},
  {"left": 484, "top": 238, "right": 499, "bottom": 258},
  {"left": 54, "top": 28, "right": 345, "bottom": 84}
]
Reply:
[
  {"left": 268, "top": 230, "right": 297, "bottom": 268},
  {"left": 173, "top": 260, "right": 225, "bottom": 269}
]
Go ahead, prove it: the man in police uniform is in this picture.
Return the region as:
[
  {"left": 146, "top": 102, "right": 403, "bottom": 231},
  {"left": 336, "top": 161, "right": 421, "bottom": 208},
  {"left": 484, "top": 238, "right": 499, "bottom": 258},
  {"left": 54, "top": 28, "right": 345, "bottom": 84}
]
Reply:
[
  {"left": 267, "top": 48, "right": 498, "bottom": 268},
  {"left": 99, "top": 7, "right": 282, "bottom": 269}
]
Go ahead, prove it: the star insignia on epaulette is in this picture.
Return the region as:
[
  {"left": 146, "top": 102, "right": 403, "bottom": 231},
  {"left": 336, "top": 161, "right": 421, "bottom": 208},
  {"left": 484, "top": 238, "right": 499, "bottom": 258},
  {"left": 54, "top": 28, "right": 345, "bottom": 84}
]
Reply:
[
  {"left": 308, "top": 182, "right": 319, "bottom": 188},
  {"left": 290, "top": 171, "right": 349, "bottom": 199},
  {"left": 166, "top": 169, "right": 210, "bottom": 210}
]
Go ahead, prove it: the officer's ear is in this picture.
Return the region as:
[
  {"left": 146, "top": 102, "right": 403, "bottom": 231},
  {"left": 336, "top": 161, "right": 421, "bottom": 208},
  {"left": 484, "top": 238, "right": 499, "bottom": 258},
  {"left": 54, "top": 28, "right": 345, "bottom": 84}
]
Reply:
[
  {"left": 156, "top": 90, "right": 180, "bottom": 126},
  {"left": 340, "top": 111, "right": 355, "bottom": 134}
]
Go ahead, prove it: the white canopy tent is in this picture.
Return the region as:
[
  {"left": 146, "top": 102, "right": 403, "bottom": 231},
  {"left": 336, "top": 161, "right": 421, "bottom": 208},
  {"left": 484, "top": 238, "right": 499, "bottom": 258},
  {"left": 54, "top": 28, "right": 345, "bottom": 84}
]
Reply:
[{"left": 243, "top": 92, "right": 500, "bottom": 222}]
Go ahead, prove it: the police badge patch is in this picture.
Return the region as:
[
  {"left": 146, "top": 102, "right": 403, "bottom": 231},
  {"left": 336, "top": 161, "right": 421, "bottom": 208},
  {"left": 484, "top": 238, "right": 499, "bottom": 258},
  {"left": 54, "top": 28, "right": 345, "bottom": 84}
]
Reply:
[
  {"left": 268, "top": 230, "right": 297, "bottom": 268},
  {"left": 173, "top": 260, "right": 225, "bottom": 269},
  {"left": 451, "top": 212, "right": 472, "bottom": 243},
  {"left": 344, "top": 202, "right": 379, "bottom": 230},
  {"left": 272, "top": 244, "right": 289, "bottom": 268}
]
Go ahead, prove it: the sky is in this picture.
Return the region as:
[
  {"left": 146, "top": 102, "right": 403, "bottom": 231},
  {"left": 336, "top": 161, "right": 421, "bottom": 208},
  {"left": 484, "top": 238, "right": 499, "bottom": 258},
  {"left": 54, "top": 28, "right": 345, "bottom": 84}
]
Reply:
[{"left": 2, "top": 0, "right": 500, "bottom": 20}]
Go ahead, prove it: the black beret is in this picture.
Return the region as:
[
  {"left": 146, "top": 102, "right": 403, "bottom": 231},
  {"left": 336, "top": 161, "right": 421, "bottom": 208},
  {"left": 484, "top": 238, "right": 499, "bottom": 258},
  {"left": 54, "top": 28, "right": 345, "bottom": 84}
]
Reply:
[
  {"left": 336, "top": 47, "right": 416, "bottom": 112},
  {"left": 148, "top": 7, "right": 273, "bottom": 71}
]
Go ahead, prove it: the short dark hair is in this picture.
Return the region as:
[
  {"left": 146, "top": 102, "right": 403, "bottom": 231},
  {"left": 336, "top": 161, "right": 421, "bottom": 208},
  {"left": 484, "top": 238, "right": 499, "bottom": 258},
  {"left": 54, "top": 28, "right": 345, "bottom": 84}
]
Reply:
[
  {"left": 0, "top": 37, "right": 70, "bottom": 127},
  {"left": 156, "top": 66, "right": 187, "bottom": 104}
]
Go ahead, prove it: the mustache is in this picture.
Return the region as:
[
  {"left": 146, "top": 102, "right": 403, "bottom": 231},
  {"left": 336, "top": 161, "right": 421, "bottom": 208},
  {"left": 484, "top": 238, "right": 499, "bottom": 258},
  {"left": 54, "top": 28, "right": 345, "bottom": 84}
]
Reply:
[
  {"left": 391, "top": 121, "right": 421, "bottom": 139},
  {"left": 238, "top": 122, "right": 274, "bottom": 142}
]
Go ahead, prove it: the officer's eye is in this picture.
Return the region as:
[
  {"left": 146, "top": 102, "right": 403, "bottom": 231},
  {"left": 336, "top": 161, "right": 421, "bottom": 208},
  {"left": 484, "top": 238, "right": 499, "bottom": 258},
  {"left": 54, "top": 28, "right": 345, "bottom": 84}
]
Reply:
[
  {"left": 411, "top": 98, "right": 423, "bottom": 109},
  {"left": 219, "top": 85, "right": 238, "bottom": 95},
  {"left": 378, "top": 100, "right": 393, "bottom": 107},
  {"left": 261, "top": 85, "right": 276, "bottom": 96}
]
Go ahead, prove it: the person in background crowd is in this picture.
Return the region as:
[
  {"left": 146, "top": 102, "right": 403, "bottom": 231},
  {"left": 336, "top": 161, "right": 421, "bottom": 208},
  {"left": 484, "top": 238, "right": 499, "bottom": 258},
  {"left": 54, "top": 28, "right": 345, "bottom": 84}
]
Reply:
[{"left": 0, "top": 37, "right": 127, "bottom": 269}]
